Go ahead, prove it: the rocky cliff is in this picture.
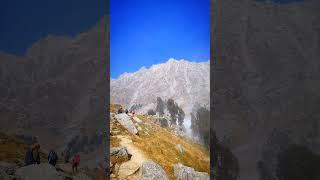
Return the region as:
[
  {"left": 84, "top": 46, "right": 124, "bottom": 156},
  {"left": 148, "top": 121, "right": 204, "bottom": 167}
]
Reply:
[{"left": 0, "top": 16, "right": 108, "bottom": 163}]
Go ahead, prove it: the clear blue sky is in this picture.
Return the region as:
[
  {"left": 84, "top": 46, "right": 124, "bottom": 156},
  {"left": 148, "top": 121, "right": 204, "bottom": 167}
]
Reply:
[
  {"left": 110, "top": 0, "right": 210, "bottom": 79},
  {"left": 0, "top": 0, "right": 108, "bottom": 56}
]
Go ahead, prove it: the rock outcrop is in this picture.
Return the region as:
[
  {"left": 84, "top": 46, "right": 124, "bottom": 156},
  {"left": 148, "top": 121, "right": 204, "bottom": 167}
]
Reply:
[
  {"left": 114, "top": 114, "right": 138, "bottom": 135},
  {"left": 173, "top": 163, "right": 210, "bottom": 180},
  {"left": 141, "top": 160, "right": 169, "bottom": 180}
]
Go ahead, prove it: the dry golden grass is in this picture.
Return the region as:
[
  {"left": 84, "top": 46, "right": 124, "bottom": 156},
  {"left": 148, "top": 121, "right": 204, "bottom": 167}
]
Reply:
[
  {"left": 110, "top": 136, "right": 121, "bottom": 147},
  {"left": 0, "top": 132, "right": 48, "bottom": 163},
  {"left": 0, "top": 132, "right": 28, "bottom": 162},
  {"left": 110, "top": 113, "right": 209, "bottom": 179},
  {"left": 110, "top": 104, "right": 122, "bottom": 113},
  {"left": 131, "top": 115, "right": 210, "bottom": 179}
]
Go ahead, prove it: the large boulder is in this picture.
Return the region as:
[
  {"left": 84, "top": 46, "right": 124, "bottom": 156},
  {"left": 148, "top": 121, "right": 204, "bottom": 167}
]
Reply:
[
  {"left": 0, "top": 169, "right": 10, "bottom": 180},
  {"left": 110, "top": 147, "right": 132, "bottom": 174},
  {"left": 15, "top": 163, "right": 64, "bottom": 180},
  {"left": 173, "top": 163, "right": 210, "bottom": 180},
  {"left": 114, "top": 114, "right": 138, "bottom": 135},
  {"left": 141, "top": 160, "right": 168, "bottom": 180}
]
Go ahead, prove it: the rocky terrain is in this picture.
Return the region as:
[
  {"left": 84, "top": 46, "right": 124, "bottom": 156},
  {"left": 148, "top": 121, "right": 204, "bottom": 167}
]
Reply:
[
  {"left": 0, "top": 16, "right": 108, "bottom": 170},
  {"left": 109, "top": 104, "right": 210, "bottom": 180},
  {"left": 110, "top": 58, "right": 210, "bottom": 115},
  {"left": 0, "top": 132, "right": 106, "bottom": 180},
  {"left": 212, "top": 0, "right": 320, "bottom": 179}
]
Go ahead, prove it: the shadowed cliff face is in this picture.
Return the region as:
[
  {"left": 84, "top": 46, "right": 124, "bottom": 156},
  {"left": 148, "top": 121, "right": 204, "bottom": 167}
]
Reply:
[
  {"left": 212, "top": 0, "right": 320, "bottom": 179},
  {"left": 0, "top": 16, "right": 108, "bottom": 155}
]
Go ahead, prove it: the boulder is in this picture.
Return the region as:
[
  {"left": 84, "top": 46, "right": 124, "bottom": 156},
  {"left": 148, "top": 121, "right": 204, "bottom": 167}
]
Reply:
[
  {"left": 173, "top": 163, "right": 209, "bottom": 180},
  {"left": 175, "top": 144, "right": 185, "bottom": 154},
  {"left": 141, "top": 160, "right": 168, "bottom": 180},
  {"left": 114, "top": 114, "right": 138, "bottom": 135},
  {"left": 0, "top": 169, "right": 10, "bottom": 180},
  {"left": 110, "top": 147, "right": 132, "bottom": 174},
  {"left": 15, "top": 163, "right": 65, "bottom": 180}
]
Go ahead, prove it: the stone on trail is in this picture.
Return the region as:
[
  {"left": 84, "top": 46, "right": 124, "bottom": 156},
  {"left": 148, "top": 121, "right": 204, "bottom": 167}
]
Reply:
[
  {"left": 15, "top": 163, "right": 65, "bottom": 180},
  {"left": 141, "top": 160, "right": 168, "bottom": 180},
  {"left": 173, "top": 163, "right": 209, "bottom": 180},
  {"left": 110, "top": 147, "right": 132, "bottom": 171},
  {"left": 115, "top": 114, "right": 138, "bottom": 135}
]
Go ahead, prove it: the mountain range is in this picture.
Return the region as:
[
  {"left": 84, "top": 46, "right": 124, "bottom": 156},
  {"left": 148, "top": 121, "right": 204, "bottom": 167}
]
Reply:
[
  {"left": 0, "top": 16, "right": 108, "bottom": 167},
  {"left": 110, "top": 58, "right": 210, "bottom": 116}
]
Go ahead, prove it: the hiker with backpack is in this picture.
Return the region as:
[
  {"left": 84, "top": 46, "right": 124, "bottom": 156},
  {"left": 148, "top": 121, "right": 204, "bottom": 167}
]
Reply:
[
  {"left": 72, "top": 153, "right": 81, "bottom": 173},
  {"left": 25, "top": 143, "right": 41, "bottom": 166},
  {"left": 48, "top": 150, "right": 58, "bottom": 166},
  {"left": 118, "top": 107, "right": 123, "bottom": 114}
]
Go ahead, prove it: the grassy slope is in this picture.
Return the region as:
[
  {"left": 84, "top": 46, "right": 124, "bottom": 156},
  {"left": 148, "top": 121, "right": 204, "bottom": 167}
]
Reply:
[
  {"left": 0, "top": 132, "right": 47, "bottom": 163},
  {"left": 110, "top": 113, "right": 210, "bottom": 180}
]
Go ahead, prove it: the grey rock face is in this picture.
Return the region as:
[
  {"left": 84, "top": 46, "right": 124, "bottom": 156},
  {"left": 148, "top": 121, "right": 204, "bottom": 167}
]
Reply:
[
  {"left": 114, "top": 114, "right": 138, "bottom": 135},
  {"left": 173, "top": 163, "right": 210, "bottom": 180},
  {"left": 110, "top": 58, "right": 210, "bottom": 115},
  {"left": 141, "top": 160, "right": 169, "bottom": 180},
  {"left": 0, "top": 16, "right": 108, "bottom": 156}
]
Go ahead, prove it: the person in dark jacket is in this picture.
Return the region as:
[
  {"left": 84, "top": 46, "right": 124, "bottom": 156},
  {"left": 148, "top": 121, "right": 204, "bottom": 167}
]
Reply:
[{"left": 48, "top": 150, "right": 58, "bottom": 166}]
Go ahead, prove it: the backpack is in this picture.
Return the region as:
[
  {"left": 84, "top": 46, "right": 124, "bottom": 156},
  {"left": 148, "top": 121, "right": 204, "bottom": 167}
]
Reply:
[
  {"left": 24, "top": 148, "right": 34, "bottom": 165},
  {"left": 48, "top": 150, "right": 58, "bottom": 162}
]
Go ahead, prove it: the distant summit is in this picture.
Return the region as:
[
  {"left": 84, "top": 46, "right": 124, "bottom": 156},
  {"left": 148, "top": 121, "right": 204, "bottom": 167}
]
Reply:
[{"left": 110, "top": 58, "right": 209, "bottom": 115}]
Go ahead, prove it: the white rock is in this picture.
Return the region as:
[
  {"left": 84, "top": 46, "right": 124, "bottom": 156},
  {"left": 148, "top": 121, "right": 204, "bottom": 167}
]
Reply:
[{"left": 114, "top": 114, "right": 138, "bottom": 135}]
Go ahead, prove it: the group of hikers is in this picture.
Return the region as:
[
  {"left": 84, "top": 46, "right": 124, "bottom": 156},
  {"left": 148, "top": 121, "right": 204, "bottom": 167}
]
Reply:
[
  {"left": 117, "top": 107, "right": 135, "bottom": 116},
  {"left": 24, "top": 143, "right": 81, "bottom": 173}
]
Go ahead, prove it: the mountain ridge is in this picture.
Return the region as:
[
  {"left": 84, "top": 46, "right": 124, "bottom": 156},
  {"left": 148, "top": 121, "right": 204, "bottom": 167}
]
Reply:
[{"left": 111, "top": 58, "right": 210, "bottom": 115}]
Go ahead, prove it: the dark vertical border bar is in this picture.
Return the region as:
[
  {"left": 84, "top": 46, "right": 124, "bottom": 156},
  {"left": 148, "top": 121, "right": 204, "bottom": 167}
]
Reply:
[
  {"left": 105, "top": 0, "right": 111, "bottom": 177},
  {"left": 210, "top": 0, "right": 216, "bottom": 178}
]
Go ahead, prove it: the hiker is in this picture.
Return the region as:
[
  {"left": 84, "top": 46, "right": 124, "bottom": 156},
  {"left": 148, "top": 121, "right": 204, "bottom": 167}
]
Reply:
[
  {"left": 72, "top": 154, "right": 80, "bottom": 173},
  {"left": 117, "top": 107, "right": 123, "bottom": 114},
  {"left": 32, "top": 144, "right": 41, "bottom": 164},
  {"left": 48, "top": 150, "right": 58, "bottom": 166},
  {"left": 125, "top": 109, "right": 129, "bottom": 114},
  {"left": 25, "top": 143, "right": 41, "bottom": 166}
]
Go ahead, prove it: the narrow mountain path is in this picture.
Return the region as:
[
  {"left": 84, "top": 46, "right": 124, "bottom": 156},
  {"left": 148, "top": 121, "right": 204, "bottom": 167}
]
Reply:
[{"left": 116, "top": 135, "right": 147, "bottom": 180}]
